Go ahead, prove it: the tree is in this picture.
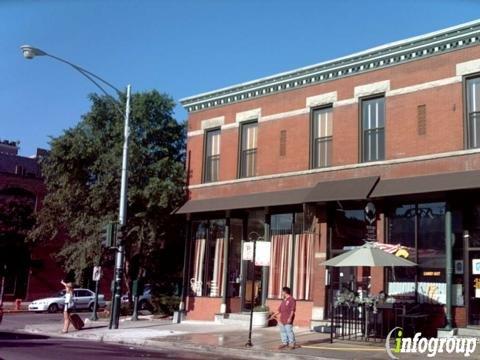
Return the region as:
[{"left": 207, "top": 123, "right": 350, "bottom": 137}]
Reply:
[{"left": 30, "top": 90, "right": 186, "bottom": 288}]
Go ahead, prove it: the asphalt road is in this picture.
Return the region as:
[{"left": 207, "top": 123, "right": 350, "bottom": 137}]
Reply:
[{"left": 0, "top": 313, "right": 237, "bottom": 360}]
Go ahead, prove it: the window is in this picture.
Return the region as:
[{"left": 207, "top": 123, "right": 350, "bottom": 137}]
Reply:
[
  {"left": 239, "top": 121, "right": 258, "bottom": 178},
  {"left": 361, "top": 97, "right": 385, "bottom": 162},
  {"left": 190, "top": 220, "right": 225, "bottom": 297},
  {"left": 268, "top": 212, "right": 314, "bottom": 300},
  {"left": 387, "top": 202, "right": 447, "bottom": 304},
  {"left": 204, "top": 129, "right": 220, "bottom": 183},
  {"left": 312, "top": 107, "right": 332, "bottom": 168},
  {"left": 466, "top": 77, "right": 480, "bottom": 149}
]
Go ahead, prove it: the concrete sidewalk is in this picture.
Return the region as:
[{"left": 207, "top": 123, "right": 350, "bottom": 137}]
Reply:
[{"left": 23, "top": 317, "right": 479, "bottom": 360}]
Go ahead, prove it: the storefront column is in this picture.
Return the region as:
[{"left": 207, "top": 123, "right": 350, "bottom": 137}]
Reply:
[
  {"left": 445, "top": 208, "right": 453, "bottom": 330},
  {"left": 179, "top": 214, "right": 191, "bottom": 313},
  {"left": 220, "top": 213, "right": 230, "bottom": 313},
  {"left": 371, "top": 213, "right": 385, "bottom": 294},
  {"left": 261, "top": 210, "right": 270, "bottom": 307},
  {"left": 312, "top": 207, "right": 328, "bottom": 321}
]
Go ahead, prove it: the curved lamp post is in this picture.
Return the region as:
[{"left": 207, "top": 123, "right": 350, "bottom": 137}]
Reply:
[{"left": 20, "top": 45, "right": 131, "bottom": 329}]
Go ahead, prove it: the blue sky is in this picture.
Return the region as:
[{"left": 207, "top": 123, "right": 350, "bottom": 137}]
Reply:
[{"left": 1, "top": 0, "right": 479, "bottom": 156}]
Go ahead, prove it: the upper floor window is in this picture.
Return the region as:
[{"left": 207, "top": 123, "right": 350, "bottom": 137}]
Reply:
[
  {"left": 361, "top": 96, "right": 385, "bottom": 162},
  {"left": 239, "top": 121, "right": 258, "bottom": 178},
  {"left": 204, "top": 129, "right": 220, "bottom": 183},
  {"left": 311, "top": 107, "right": 332, "bottom": 168},
  {"left": 466, "top": 77, "right": 480, "bottom": 149}
]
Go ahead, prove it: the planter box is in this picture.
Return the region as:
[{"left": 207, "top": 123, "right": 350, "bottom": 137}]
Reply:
[{"left": 252, "top": 311, "right": 269, "bottom": 328}]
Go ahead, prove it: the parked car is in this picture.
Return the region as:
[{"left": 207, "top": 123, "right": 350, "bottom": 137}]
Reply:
[
  {"left": 28, "top": 288, "right": 106, "bottom": 313},
  {"left": 121, "top": 284, "right": 152, "bottom": 311}
]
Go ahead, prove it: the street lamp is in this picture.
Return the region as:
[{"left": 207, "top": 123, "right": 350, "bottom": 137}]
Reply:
[{"left": 20, "top": 44, "right": 131, "bottom": 330}]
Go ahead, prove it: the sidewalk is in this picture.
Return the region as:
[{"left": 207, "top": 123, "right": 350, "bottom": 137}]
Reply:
[{"left": 23, "top": 317, "right": 479, "bottom": 360}]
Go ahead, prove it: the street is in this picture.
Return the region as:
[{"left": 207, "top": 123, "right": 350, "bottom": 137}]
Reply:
[{"left": 0, "top": 313, "right": 237, "bottom": 360}]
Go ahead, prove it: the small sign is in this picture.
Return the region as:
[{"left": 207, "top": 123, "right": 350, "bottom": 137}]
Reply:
[
  {"left": 255, "top": 241, "right": 271, "bottom": 266},
  {"left": 472, "top": 259, "right": 480, "bottom": 275},
  {"left": 92, "top": 266, "right": 102, "bottom": 281},
  {"left": 365, "top": 202, "right": 377, "bottom": 241},
  {"left": 242, "top": 242, "right": 254, "bottom": 261}
]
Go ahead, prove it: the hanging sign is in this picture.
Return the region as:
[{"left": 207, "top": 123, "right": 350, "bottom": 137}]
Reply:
[
  {"left": 92, "top": 266, "right": 102, "bottom": 281},
  {"left": 364, "top": 202, "right": 377, "bottom": 241},
  {"left": 242, "top": 242, "right": 254, "bottom": 261},
  {"left": 473, "top": 259, "right": 480, "bottom": 275},
  {"left": 255, "top": 241, "right": 271, "bottom": 266}
]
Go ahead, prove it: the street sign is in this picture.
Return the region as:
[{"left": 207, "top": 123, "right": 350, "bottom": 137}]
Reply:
[
  {"left": 242, "top": 242, "right": 254, "bottom": 261},
  {"left": 92, "top": 266, "right": 102, "bottom": 281},
  {"left": 255, "top": 241, "right": 271, "bottom": 266}
]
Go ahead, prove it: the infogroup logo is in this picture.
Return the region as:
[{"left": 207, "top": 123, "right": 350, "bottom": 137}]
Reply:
[{"left": 385, "top": 327, "right": 478, "bottom": 359}]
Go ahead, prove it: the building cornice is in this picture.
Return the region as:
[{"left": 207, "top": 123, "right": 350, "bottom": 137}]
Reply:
[{"left": 180, "top": 19, "right": 480, "bottom": 113}]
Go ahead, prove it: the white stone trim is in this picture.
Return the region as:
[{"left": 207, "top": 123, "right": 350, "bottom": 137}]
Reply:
[
  {"left": 387, "top": 76, "right": 461, "bottom": 97},
  {"left": 221, "top": 123, "right": 238, "bottom": 130},
  {"left": 354, "top": 80, "right": 390, "bottom": 98},
  {"left": 187, "top": 75, "right": 461, "bottom": 137},
  {"left": 201, "top": 116, "right": 224, "bottom": 130},
  {"left": 260, "top": 108, "right": 309, "bottom": 122},
  {"left": 334, "top": 98, "right": 358, "bottom": 107},
  {"left": 236, "top": 108, "right": 261, "bottom": 123},
  {"left": 306, "top": 91, "right": 337, "bottom": 108},
  {"left": 187, "top": 129, "right": 204, "bottom": 137},
  {"left": 188, "top": 147, "right": 480, "bottom": 189},
  {"left": 456, "top": 58, "right": 480, "bottom": 76}
]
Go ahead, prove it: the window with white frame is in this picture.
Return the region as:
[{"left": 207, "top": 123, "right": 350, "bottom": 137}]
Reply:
[
  {"left": 312, "top": 107, "right": 333, "bottom": 168},
  {"left": 204, "top": 129, "right": 221, "bottom": 183},
  {"left": 361, "top": 96, "right": 385, "bottom": 162},
  {"left": 239, "top": 121, "right": 258, "bottom": 178},
  {"left": 466, "top": 77, "right": 480, "bottom": 149}
]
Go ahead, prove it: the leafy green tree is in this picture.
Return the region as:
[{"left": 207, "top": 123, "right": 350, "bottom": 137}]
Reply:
[{"left": 30, "top": 90, "right": 186, "bottom": 288}]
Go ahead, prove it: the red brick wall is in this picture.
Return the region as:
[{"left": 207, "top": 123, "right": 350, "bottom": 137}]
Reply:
[
  {"left": 0, "top": 172, "right": 66, "bottom": 301},
  {"left": 185, "top": 296, "right": 222, "bottom": 320},
  {"left": 186, "top": 45, "right": 480, "bottom": 191}
]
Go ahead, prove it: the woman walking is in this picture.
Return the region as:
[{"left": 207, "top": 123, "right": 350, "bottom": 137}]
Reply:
[{"left": 61, "top": 280, "right": 74, "bottom": 333}]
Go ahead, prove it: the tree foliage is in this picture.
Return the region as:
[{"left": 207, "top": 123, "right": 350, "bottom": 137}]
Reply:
[{"left": 31, "top": 90, "right": 186, "bottom": 284}]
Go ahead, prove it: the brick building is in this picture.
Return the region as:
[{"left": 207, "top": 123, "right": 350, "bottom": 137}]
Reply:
[
  {"left": 177, "top": 20, "right": 480, "bottom": 331},
  {"left": 0, "top": 140, "right": 64, "bottom": 301}
]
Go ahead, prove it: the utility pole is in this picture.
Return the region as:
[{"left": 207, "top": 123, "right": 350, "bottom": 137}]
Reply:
[{"left": 110, "top": 84, "right": 131, "bottom": 329}]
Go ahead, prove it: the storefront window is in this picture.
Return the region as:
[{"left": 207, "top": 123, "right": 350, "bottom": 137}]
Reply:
[
  {"left": 190, "top": 219, "right": 225, "bottom": 297},
  {"left": 387, "top": 202, "right": 447, "bottom": 304},
  {"left": 268, "top": 212, "right": 314, "bottom": 300},
  {"left": 331, "top": 207, "right": 365, "bottom": 251}
]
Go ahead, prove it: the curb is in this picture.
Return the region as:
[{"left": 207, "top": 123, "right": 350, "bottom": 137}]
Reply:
[
  {"left": 2, "top": 310, "right": 30, "bottom": 314},
  {"left": 23, "top": 326, "right": 333, "bottom": 360}
]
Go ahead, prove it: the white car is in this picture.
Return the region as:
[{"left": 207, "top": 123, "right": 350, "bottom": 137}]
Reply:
[{"left": 28, "top": 288, "right": 106, "bottom": 313}]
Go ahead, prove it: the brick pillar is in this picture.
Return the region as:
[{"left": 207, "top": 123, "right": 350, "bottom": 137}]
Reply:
[
  {"left": 311, "top": 206, "right": 328, "bottom": 322},
  {"left": 371, "top": 212, "right": 385, "bottom": 294}
]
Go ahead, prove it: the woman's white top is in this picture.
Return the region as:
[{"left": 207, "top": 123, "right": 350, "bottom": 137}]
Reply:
[{"left": 65, "top": 292, "right": 73, "bottom": 307}]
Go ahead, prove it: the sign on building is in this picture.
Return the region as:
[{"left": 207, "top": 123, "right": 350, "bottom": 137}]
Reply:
[
  {"left": 92, "top": 266, "right": 102, "bottom": 281},
  {"left": 255, "top": 241, "right": 271, "bottom": 266},
  {"left": 242, "top": 241, "right": 271, "bottom": 266},
  {"left": 242, "top": 242, "right": 254, "bottom": 261}
]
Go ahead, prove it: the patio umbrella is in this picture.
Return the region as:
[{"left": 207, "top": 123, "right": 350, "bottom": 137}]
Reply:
[{"left": 322, "top": 242, "right": 417, "bottom": 267}]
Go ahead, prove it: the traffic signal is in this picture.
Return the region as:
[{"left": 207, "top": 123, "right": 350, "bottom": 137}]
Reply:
[{"left": 101, "top": 222, "right": 117, "bottom": 248}]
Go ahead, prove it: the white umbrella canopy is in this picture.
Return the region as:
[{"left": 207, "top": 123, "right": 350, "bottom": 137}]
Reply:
[{"left": 323, "top": 243, "right": 417, "bottom": 267}]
